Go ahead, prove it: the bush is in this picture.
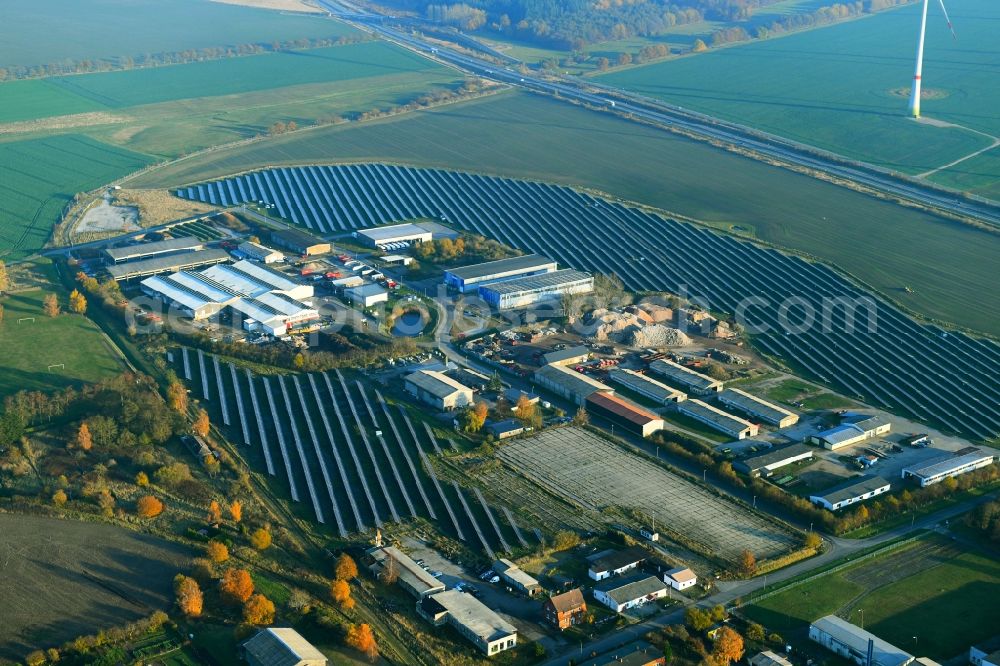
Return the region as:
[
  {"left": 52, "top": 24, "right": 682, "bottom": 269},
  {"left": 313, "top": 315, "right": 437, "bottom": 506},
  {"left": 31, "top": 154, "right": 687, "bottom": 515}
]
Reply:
[{"left": 136, "top": 495, "right": 164, "bottom": 518}]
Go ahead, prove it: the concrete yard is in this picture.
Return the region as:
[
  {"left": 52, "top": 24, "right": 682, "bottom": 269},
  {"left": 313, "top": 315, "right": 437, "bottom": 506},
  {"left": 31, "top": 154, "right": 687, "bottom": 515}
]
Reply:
[{"left": 497, "top": 427, "right": 800, "bottom": 563}]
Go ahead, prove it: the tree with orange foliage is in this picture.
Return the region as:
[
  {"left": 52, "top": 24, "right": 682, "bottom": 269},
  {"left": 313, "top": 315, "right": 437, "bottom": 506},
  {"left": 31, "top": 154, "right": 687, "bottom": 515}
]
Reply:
[
  {"left": 167, "top": 381, "right": 188, "bottom": 413},
  {"left": 192, "top": 409, "right": 210, "bottom": 438},
  {"left": 713, "top": 626, "right": 745, "bottom": 666},
  {"left": 330, "top": 579, "right": 355, "bottom": 610},
  {"left": 75, "top": 422, "right": 93, "bottom": 452},
  {"left": 229, "top": 499, "right": 243, "bottom": 523},
  {"left": 43, "top": 293, "right": 60, "bottom": 317},
  {"left": 220, "top": 568, "right": 254, "bottom": 605},
  {"left": 206, "top": 540, "right": 229, "bottom": 563},
  {"left": 174, "top": 574, "right": 203, "bottom": 618},
  {"left": 136, "top": 495, "right": 164, "bottom": 518},
  {"left": 207, "top": 500, "right": 222, "bottom": 524},
  {"left": 738, "top": 548, "right": 756, "bottom": 577},
  {"left": 249, "top": 527, "right": 272, "bottom": 550},
  {"left": 335, "top": 553, "right": 358, "bottom": 581},
  {"left": 345, "top": 623, "right": 378, "bottom": 662},
  {"left": 242, "top": 593, "right": 275, "bottom": 626}
]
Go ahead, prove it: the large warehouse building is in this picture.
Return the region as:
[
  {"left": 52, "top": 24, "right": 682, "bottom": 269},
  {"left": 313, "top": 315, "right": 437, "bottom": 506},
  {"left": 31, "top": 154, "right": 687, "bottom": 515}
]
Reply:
[
  {"left": 718, "top": 388, "right": 799, "bottom": 428},
  {"left": 900, "top": 447, "right": 995, "bottom": 487},
  {"left": 104, "top": 236, "right": 203, "bottom": 264},
  {"left": 809, "top": 475, "right": 891, "bottom": 511},
  {"left": 108, "top": 248, "right": 229, "bottom": 281},
  {"left": 810, "top": 414, "right": 891, "bottom": 450},
  {"left": 140, "top": 259, "right": 317, "bottom": 335},
  {"left": 357, "top": 222, "right": 432, "bottom": 248},
  {"left": 444, "top": 254, "right": 557, "bottom": 293},
  {"left": 418, "top": 590, "right": 517, "bottom": 656},
  {"left": 534, "top": 364, "right": 613, "bottom": 406},
  {"left": 609, "top": 369, "right": 687, "bottom": 405},
  {"left": 649, "top": 359, "right": 723, "bottom": 395},
  {"left": 368, "top": 546, "right": 445, "bottom": 599},
  {"left": 585, "top": 391, "right": 665, "bottom": 437},
  {"left": 478, "top": 269, "right": 594, "bottom": 310},
  {"left": 269, "top": 227, "right": 331, "bottom": 256},
  {"left": 735, "top": 443, "right": 814, "bottom": 477},
  {"left": 677, "top": 399, "right": 759, "bottom": 439},
  {"left": 405, "top": 370, "right": 474, "bottom": 410},
  {"left": 809, "top": 616, "right": 913, "bottom": 666}
]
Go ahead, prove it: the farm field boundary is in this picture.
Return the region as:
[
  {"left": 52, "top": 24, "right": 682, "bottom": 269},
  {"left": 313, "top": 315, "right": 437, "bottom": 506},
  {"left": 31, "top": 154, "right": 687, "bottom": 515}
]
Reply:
[
  {"left": 596, "top": 0, "right": 1000, "bottom": 193},
  {"left": 0, "top": 134, "right": 153, "bottom": 262},
  {"left": 124, "top": 92, "right": 1000, "bottom": 335},
  {"left": 0, "top": 512, "right": 190, "bottom": 660},
  {"left": 0, "top": 0, "right": 357, "bottom": 73}
]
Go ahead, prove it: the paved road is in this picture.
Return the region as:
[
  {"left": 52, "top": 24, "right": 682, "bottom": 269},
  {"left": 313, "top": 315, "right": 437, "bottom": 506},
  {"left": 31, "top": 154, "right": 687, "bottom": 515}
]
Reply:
[
  {"left": 316, "top": 0, "right": 1000, "bottom": 231},
  {"left": 421, "top": 298, "right": 1000, "bottom": 663},
  {"left": 537, "top": 489, "right": 998, "bottom": 665}
]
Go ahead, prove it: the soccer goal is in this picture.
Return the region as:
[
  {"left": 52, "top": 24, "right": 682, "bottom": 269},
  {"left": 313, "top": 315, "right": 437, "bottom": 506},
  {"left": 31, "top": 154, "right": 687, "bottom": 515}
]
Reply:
[
  {"left": 47, "top": 363, "right": 65, "bottom": 371},
  {"left": 17, "top": 317, "right": 35, "bottom": 324}
]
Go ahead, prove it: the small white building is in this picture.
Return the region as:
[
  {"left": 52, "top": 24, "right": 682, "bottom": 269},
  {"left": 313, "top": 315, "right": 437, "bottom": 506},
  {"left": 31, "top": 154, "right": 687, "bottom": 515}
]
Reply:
[
  {"left": 343, "top": 283, "right": 389, "bottom": 308},
  {"left": 405, "top": 370, "right": 474, "bottom": 411},
  {"left": 587, "top": 547, "right": 647, "bottom": 581},
  {"left": 592, "top": 574, "right": 667, "bottom": 613},
  {"left": 238, "top": 240, "right": 284, "bottom": 264},
  {"left": 809, "top": 475, "right": 891, "bottom": 511},
  {"left": 663, "top": 567, "right": 697, "bottom": 591}
]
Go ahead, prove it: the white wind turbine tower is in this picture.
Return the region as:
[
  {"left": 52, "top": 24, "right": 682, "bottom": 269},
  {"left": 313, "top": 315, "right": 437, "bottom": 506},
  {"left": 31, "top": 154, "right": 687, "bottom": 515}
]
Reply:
[{"left": 908, "top": 0, "right": 957, "bottom": 118}]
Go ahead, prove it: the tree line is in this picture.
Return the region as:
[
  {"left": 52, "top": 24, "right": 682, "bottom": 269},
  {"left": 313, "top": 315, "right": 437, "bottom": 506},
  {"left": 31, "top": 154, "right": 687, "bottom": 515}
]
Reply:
[
  {"left": 0, "top": 34, "right": 372, "bottom": 82},
  {"left": 383, "top": 0, "right": 912, "bottom": 49}
]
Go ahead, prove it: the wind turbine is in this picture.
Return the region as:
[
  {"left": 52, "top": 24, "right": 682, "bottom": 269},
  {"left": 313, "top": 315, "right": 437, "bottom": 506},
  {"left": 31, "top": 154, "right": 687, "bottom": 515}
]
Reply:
[{"left": 908, "top": 0, "right": 956, "bottom": 118}]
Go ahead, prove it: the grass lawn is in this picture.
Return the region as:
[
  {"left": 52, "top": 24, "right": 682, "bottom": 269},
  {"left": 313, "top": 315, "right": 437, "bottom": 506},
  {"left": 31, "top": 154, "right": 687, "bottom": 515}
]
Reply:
[
  {"left": 597, "top": 0, "right": 1000, "bottom": 187},
  {"left": 863, "top": 548, "right": 1000, "bottom": 658},
  {"left": 0, "top": 134, "right": 153, "bottom": 261},
  {"left": 764, "top": 379, "right": 817, "bottom": 404},
  {"left": 127, "top": 92, "right": 1000, "bottom": 336},
  {"left": 928, "top": 146, "right": 1000, "bottom": 201},
  {"left": 800, "top": 393, "right": 857, "bottom": 410},
  {"left": 0, "top": 282, "right": 126, "bottom": 396},
  {"left": 0, "top": 0, "right": 355, "bottom": 71},
  {"left": 745, "top": 535, "right": 1000, "bottom": 660}
]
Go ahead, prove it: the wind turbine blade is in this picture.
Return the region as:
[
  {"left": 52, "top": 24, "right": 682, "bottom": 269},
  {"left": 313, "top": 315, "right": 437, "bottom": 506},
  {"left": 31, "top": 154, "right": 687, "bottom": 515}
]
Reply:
[{"left": 936, "top": 0, "right": 957, "bottom": 39}]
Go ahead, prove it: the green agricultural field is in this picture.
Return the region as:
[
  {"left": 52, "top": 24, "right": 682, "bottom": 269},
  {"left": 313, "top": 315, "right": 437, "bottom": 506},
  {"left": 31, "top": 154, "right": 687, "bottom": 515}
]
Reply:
[
  {"left": 0, "top": 0, "right": 355, "bottom": 71},
  {"left": 928, "top": 146, "right": 1000, "bottom": 201},
  {"left": 2, "top": 41, "right": 448, "bottom": 122},
  {"left": 745, "top": 536, "right": 1000, "bottom": 660},
  {"left": 0, "top": 134, "right": 152, "bottom": 261},
  {"left": 0, "top": 284, "right": 126, "bottom": 396},
  {"left": 598, "top": 0, "right": 1000, "bottom": 189},
  {"left": 0, "top": 513, "right": 190, "bottom": 660},
  {"left": 127, "top": 92, "right": 1000, "bottom": 335}
]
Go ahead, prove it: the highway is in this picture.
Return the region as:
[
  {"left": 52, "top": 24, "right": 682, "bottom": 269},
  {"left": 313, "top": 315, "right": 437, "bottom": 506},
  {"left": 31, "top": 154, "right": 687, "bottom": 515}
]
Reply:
[{"left": 317, "top": 0, "right": 1000, "bottom": 230}]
